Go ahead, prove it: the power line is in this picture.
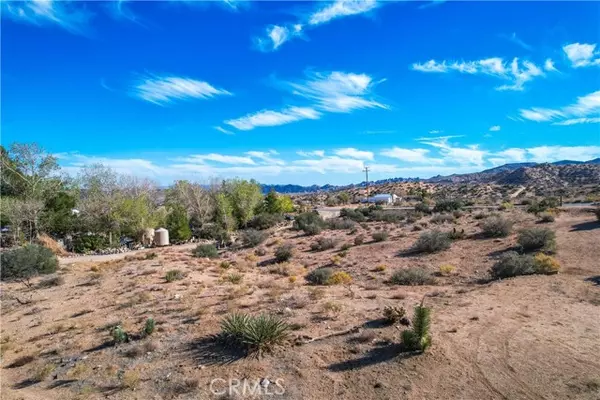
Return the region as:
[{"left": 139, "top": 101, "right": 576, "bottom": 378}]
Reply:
[{"left": 363, "top": 166, "right": 370, "bottom": 199}]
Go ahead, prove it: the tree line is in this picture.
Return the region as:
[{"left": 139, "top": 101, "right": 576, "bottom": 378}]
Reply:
[{"left": 1, "top": 143, "right": 294, "bottom": 252}]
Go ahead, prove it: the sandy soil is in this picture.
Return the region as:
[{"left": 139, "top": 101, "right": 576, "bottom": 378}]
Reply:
[{"left": 1, "top": 209, "right": 599, "bottom": 400}]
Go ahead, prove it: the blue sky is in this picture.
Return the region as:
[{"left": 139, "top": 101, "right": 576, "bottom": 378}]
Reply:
[{"left": 2, "top": 0, "right": 600, "bottom": 185}]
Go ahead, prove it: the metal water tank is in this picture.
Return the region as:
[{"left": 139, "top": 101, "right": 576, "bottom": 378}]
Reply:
[{"left": 154, "top": 228, "right": 169, "bottom": 246}]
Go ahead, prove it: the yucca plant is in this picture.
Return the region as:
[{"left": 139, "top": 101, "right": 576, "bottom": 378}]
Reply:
[
  {"left": 143, "top": 318, "right": 155, "bottom": 337},
  {"left": 242, "top": 314, "right": 290, "bottom": 356},
  {"left": 112, "top": 325, "right": 129, "bottom": 344},
  {"left": 401, "top": 302, "right": 432, "bottom": 352},
  {"left": 220, "top": 313, "right": 251, "bottom": 346}
]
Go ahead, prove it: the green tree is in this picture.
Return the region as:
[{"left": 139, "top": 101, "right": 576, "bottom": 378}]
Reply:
[
  {"left": 40, "top": 191, "right": 77, "bottom": 237},
  {"left": 262, "top": 189, "right": 294, "bottom": 214},
  {"left": 213, "top": 191, "right": 236, "bottom": 232},
  {"left": 222, "top": 179, "right": 262, "bottom": 228},
  {"left": 166, "top": 206, "right": 192, "bottom": 242},
  {"left": 337, "top": 192, "right": 350, "bottom": 205}
]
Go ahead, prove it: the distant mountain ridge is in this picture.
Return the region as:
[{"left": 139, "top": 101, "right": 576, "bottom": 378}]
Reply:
[{"left": 261, "top": 158, "right": 600, "bottom": 193}]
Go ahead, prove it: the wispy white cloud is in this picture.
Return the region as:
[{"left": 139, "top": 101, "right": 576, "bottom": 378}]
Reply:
[
  {"left": 494, "top": 148, "right": 527, "bottom": 162},
  {"left": 245, "top": 151, "right": 285, "bottom": 166},
  {"left": 225, "top": 107, "right": 321, "bottom": 131},
  {"left": 253, "top": 0, "right": 383, "bottom": 52},
  {"left": 519, "top": 90, "right": 600, "bottom": 124},
  {"left": 489, "top": 125, "right": 501, "bottom": 132},
  {"left": 214, "top": 126, "right": 234, "bottom": 135},
  {"left": 544, "top": 58, "right": 558, "bottom": 72},
  {"left": 363, "top": 129, "right": 395, "bottom": 135},
  {"left": 563, "top": 43, "right": 600, "bottom": 68},
  {"left": 176, "top": 154, "right": 256, "bottom": 165},
  {"left": 380, "top": 147, "right": 443, "bottom": 164},
  {"left": 418, "top": 136, "right": 487, "bottom": 166},
  {"left": 1, "top": 0, "right": 92, "bottom": 34},
  {"left": 132, "top": 75, "right": 231, "bottom": 105},
  {"left": 500, "top": 32, "right": 533, "bottom": 51},
  {"left": 297, "top": 150, "right": 325, "bottom": 157},
  {"left": 334, "top": 148, "right": 374, "bottom": 160},
  {"left": 526, "top": 146, "right": 600, "bottom": 163},
  {"left": 288, "top": 71, "right": 388, "bottom": 113},
  {"left": 411, "top": 57, "right": 549, "bottom": 91},
  {"left": 308, "top": 0, "right": 379, "bottom": 26}
]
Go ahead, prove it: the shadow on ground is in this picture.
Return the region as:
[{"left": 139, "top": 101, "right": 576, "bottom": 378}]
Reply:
[
  {"left": 183, "top": 336, "right": 246, "bottom": 366},
  {"left": 585, "top": 276, "right": 600, "bottom": 286},
  {"left": 570, "top": 221, "right": 600, "bottom": 232},
  {"left": 327, "top": 343, "right": 418, "bottom": 372}
]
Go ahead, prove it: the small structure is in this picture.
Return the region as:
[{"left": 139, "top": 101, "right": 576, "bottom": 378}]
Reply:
[
  {"left": 363, "top": 194, "right": 400, "bottom": 205},
  {"left": 154, "top": 228, "right": 169, "bottom": 247}
]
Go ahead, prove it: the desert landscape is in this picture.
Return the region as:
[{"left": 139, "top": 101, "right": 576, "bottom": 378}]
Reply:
[{"left": 2, "top": 203, "right": 599, "bottom": 400}]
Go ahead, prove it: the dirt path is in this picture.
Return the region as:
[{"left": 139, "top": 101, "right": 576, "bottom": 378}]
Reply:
[{"left": 58, "top": 243, "right": 198, "bottom": 265}]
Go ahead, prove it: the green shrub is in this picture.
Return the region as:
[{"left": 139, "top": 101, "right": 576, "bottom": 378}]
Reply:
[
  {"left": 340, "top": 208, "right": 366, "bottom": 222},
  {"left": 533, "top": 253, "right": 560, "bottom": 274},
  {"left": 371, "top": 231, "right": 389, "bottom": 242},
  {"left": 354, "top": 234, "right": 365, "bottom": 246},
  {"left": 327, "top": 218, "right": 357, "bottom": 230},
  {"left": 390, "top": 268, "right": 434, "bottom": 285},
  {"left": 274, "top": 243, "right": 294, "bottom": 262},
  {"left": 166, "top": 206, "right": 192, "bottom": 243},
  {"left": 430, "top": 214, "right": 455, "bottom": 225},
  {"left": 481, "top": 215, "right": 513, "bottom": 238},
  {"left": 401, "top": 303, "right": 432, "bottom": 352},
  {"left": 433, "top": 199, "right": 463, "bottom": 213},
  {"left": 410, "top": 230, "right": 451, "bottom": 254},
  {"left": 310, "top": 237, "right": 337, "bottom": 251},
  {"left": 197, "top": 224, "right": 230, "bottom": 244},
  {"left": 72, "top": 234, "right": 108, "bottom": 254},
  {"left": 226, "top": 273, "right": 243, "bottom": 284},
  {"left": 165, "top": 269, "right": 185, "bottom": 282},
  {"left": 143, "top": 318, "right": 155, "bottom": 336},
  {"left": 240, "top": 229, "right": 268, "bottom": 248},
  {"left": 340, "top": 243, "right": 352, "bottom": 251},
  {"left": 370, "top": 210, "right": 404, "bottom": 223},
  {"left": 220, "top": 313, "right": 289, "bottom": 356},
  {"left": 517, "top": 228, "right": 556, "bottom": 253},
  {"left": 447, "top": 228, "right": 466, "bottom": 240},
  {"left": 192, "top": 244, "right": 219, "bottom": 259},
  {"left": 474, "top": 212, "right": 489, "bottom": 220},
  {"left": 305, "top": 267, "right": 334, "bottom": 285},
  {"left": 490, "top": 252, "right": 537, "bottom": 279},
  {"left": 414, "top": 202, "right": 432, "bottom": 215},
  {"left": 36, "top": 275, "right": 64, "bottom": 288},
  {"left": 538, "top": 212, "right": 555, "bottom": 223},
  {"left": 293, "top": 212, "right": 325, "bottom": 234},
  {"left": 248, "top": 213, "right": 284, "bottom": 230},
  {"left": 383, "top": 306, "right": 406, "bottom": 323},
  {"left": 112, "top": 325, "right": 129, "bottom": 344},
  {"left": 0, "top": 245, "right": 58, "bottom": 281}
]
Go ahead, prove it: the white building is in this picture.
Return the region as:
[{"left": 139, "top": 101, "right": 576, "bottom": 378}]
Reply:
[{"left": 363, "top": 194, "right": 400, "bottom": 205}]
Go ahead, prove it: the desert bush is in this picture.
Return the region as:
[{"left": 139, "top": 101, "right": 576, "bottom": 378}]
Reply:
[
  {"left": 305, "top": 267, "right": 333, "bottom": 285},
  {"left": 254, "top": 247, "right": 267, "bottom": 256},
  {"left": 474, "top": 212, "right": 489, "bottom": 220},
  {"left": 401, "top": 303, "right": 432, "bottom": 352},
  {"left": 438, "top": 264, "right": 456, "bottom": 275},
  {"left": 219, "top": 261, "right": 231, "bottom": 269},
  {"left": 538, "top": 212, "right": 555, "bottom": 223},
  {"left": 165, "top": 269, "right": 185, "bottom": 282},
  {"left": 410, "top": 230, "right": 451, "bottom": 254},
  {"left": 112, "top": 325, "right": 129, "bottom": 344},
  {"left": 527, "top": 197, "right": 558, "bottom": 215},
  {"left": 143, "top": 318, "right": 155, "bottom": 336},
  {"left": 220, "top": 313, "right": 289, "bottom": 356},
  {"left": 533, "top": 253, "right": 560, "bottom": 274},
  {"left": 374, "top": 264, "right": 386, "bottom": 272},
  {"left": 595, "top": 208, "right": 600, "bottom": 221},
  {"left": 327, "top": 218, "right": 357, "bottom": 230},
  {"left": 354, "top": 234, "right": 365, "bottom": 246},
  {"left": 371, "top": 231, "right": 389, "bottom": 242},
  {"left": 340, "top": 208, "right": 366, "bottom": 222},
  {"left": 192, "top": 244, "right": 219, "bottom": 259},
  {"left": 406, "top": 211, "right": 423, "bottom": 224},
  {"left": 390, "top": 267, "right": 434, "bottom": 285},
  {"left": 37, "top": 275, "right": 64, "bottom": 288},
  {"left": 0, "top": 245, "right": 57, "bottom": 281},
  {"left": 453, "top": 210, "right": 464, "bottom": 219},
  {"left": 370, "top": 210, "right": 405, "bottom": 223},
  {"left": 240, "top": 229, "right": 268, "bottom": 248},
  {"left": 383, "top": 306, "right": 406, "bottom": 323},
  {"left": 414, "top": 201, "right": 432, "bottom": 214},
  {"left": 328, "top": 271, "right": 352, "bottom": 285},
  {"left": 433, "top": 199, "right": 463, "bottom": 213},
  {"left": 145, "top": 252, "right": 157, "bottom": 260},
  {"left": 274, "top": 243, "right": 294, "bottom": 262},
  {"left": 431, "top": 214, "right": 455, "bottom": 225},
  {"left": 248, "top": 213, "right": 284, "bottom": 230},
  {"left": 499, "top": 202, "right": 514, "bottom": 211},
  {"left": 517, "top": 228, "right": 556, "bottom": 253},
  {"left": 226, "top": 273, "right": 243, "bottom": 284},
  {"left": 446, "top": 228, "right": 465, "bottom": 240},
  {"left": 330, "top": 255, "right": 342, "bottom": 265},
  {"left": 197, "top": 224, "right": 231, "bottom": 244},
  {"left": 490, "top": 252, "right": 537, "bottom": 279},
  {"left": 72, "top": 234, "right": 108, "bottom": 254},
  {"left": 310, "top": 237, "right": 338, "bottom": 251},
  {"left": 481, "top": 215, "right": 513, "bottom": 238},
  {"left": 293, "top": 212, "right": 325, "bottom": 235},
  {"left": 340, "top": 242, "right": 352, "bottom": 251}
]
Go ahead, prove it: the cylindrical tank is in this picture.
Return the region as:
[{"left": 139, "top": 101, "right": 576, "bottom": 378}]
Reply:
[{"left": 154, "top": 228, "right": 169, "bottom": 246}]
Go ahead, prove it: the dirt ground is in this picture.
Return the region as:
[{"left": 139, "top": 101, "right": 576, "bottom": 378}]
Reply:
[{"left": 1, "top": 208, "right": 599, "bottom": 400}]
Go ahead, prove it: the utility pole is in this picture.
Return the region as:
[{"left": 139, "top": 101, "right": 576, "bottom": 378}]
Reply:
[{"left": 363, "top": 165, "right": 370, "bottom": 200}]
